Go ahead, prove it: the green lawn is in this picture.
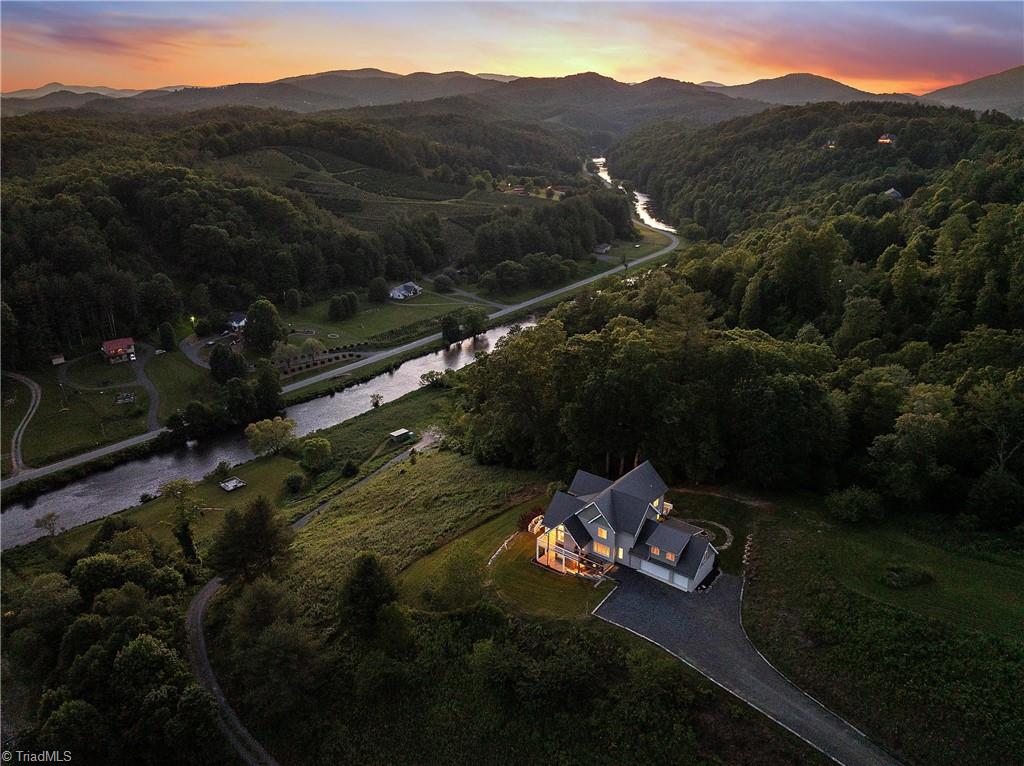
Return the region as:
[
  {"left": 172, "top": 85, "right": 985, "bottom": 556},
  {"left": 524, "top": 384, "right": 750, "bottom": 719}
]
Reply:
[
  {"left": 64, "top": 352, "right": 136, "bottom": 388},
  {"left": 743, "top": 493, "right": 1024, "bottom": 766},
  {"left": 145, "top": 350, "right": 215, "bottom": 422},
  {"left": 288, "top": 450, "right": 543, "bottom": 620},
  {"left": 283, "top": 290, "right": 481, "bottom": 348},
  {"left": 20, "top": 368, "right": 149, "bottom": 466},
  {"left": 1, "top": 377, "right": 32, "bottom": 477},
  {"left": 667, "top": 490, "right": 755, "bottom": 574}
]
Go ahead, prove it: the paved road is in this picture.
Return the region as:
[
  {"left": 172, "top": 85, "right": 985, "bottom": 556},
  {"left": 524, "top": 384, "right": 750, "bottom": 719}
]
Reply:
[
  {"left": 594, "top": 569, "right": 905, "bottom": 766},
  {"left": 186, "top": 432, "right": 438, "bottom": 766},
  {"left": 3, "top": 372, "right": 42, "bottom": 475},
  {"left": 2, "top": 225, "right": 677, "bottom": 487}
]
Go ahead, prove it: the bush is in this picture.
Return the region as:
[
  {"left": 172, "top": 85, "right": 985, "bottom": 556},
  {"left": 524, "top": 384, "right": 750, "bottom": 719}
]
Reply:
[
  {"left": 284, "top": 472, "right": 305, "bottom": 494},
  {"left": 341, "top": 460, "right": 359, "bottom": 477},
  {"left": 825, "top": 486, "right": 884, "bottom": 522},
  {"left": 194, "top": 318, "right": 212, "bottom": 337},
  {"left": 880, "top": 562, "right": 934, "bottom": 589},
  {"left": 207, "top": 460, "right": 232, "bottom": 482},
  {"left": 518, "top": 507, "right": 543, "bottom": 531},
  {"left": 433, "top": 274, "right": 454, "bottom": 293}
]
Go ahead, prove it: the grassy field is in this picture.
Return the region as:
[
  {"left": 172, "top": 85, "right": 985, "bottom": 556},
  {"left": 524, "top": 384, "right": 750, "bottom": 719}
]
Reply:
[
  {"left": 145, "top": 350, "right": 215, "bottom": 422},
  {"left": 288, "top": 450, "right": 543, "bottom": 622},
  {"left": 668, "top": 490, "right": 757, "bottom": 574},
  {"left": 20, "top": 367, "right": 149, "bottom": 466},
  {"left": 283, "top": 290, "right": 480, "bottom": 348},
  {"left": 744, "top": 494, "right": 1024, "bottom": 766},
  {"left": 64, "top": 352, "right": 136, "bottom": 387}
]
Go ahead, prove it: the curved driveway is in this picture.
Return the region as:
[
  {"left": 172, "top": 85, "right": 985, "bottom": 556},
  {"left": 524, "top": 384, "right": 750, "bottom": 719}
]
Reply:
[
  {"left": 594, "top": 569, "right": 905, "bottom": 766},
  {"left": 4, "top": 372, "right": 42, "bottom": 475}
]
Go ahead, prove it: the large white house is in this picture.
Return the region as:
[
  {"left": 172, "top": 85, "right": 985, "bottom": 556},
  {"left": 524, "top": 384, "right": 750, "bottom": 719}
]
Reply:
[{"left": 535, "top": 462, "right": 717, "bottom": 592}]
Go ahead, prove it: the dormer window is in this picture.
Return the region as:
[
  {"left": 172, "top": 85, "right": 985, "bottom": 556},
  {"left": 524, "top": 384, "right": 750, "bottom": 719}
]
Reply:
[
  {"left": 650, "top": 546, "right": 660, "bottom": 556},
  {"left": 597, "top": 527, "right": 608, "bottom": 540},
  {"left": 666, "top": 552, "right": 676, "bottom": 562}
]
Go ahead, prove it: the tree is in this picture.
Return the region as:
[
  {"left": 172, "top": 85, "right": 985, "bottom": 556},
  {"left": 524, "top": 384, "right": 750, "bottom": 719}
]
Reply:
[
  {"left": 253, "top": 360, "right": 283, "bottom": 416},
  {"left": 433, "top": 274, "right": 454, "bottom": 293},
  {"left": 965, "top": 370, "right": 1024, "bottom": 472},
  {"left": 245, "top": 416, "right": 296, "bottom": 456},
  {"left": 209, "top": 343, "right": 248, "bottom": 385},
  {"left": 158, "top": 322, "right": 176, "bottom": 352},
  {"left": 69, "top": 554, "right": 124, "bottom": 605},
  {"left": 463, "top": 307, "right": 488, "bottom": 338},
  {"left": 339, "top": 552, "right": 396, "bottom": 637},
  {"left": 39, "top": 700, "right": 106, "bottom": 760},
  {"left": 825, "top": 486, "right": 884, "bottom": 522},
  {"left": 34, "top": 511, "right": 59, "bottom": 537},
  {"left": 284, "top": 288, "right": 302, "bottom": 313},
  {"left": 224, "top": 377, "right": 258, "bottom": 424},
  {"left": 968, "top": 467, "right": 1024, "bottom": 530},
  {"left": 160, "top": 478, "right": 200, "bottom": 561},
  {"left": 208, "top": 496, "right": 294, "bottom": 579},
  {"left": 368, "top": 277, "right": 389, "bottom": 302},
  {"left": 244, "top": 298, "right": 286, "bottom": 354},
  {"left": 440, "top": 313, "right": 462, "bottom": 345},
  {"left": 301, "top": 437, "right": 333, "bottom": 473},
  {"left": 370, "top": 393, "right": 383, "bottom": 408},
  {"left": 328, "top": 295, "right": 350, "bottom": 320}
]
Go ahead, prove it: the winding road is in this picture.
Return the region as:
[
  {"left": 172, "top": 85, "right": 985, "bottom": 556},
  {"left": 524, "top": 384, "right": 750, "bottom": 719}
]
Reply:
[
  {"left": 3, "top": 372, "right": 42, "bottom": 476},
  {"left": 186, "top": 432, "right": 439, "bottom": 766},
  {"left": 2, "top": 224, "right": 677, "bottom": 489}
]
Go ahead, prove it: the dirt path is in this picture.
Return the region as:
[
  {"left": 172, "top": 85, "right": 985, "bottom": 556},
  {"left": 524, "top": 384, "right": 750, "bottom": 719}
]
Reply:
[
  {"left": 3, "top": 372, "right": 42, "bottom": 475},
  {"left": 185, "top": 431, "right": 438, "bottom": 766}
]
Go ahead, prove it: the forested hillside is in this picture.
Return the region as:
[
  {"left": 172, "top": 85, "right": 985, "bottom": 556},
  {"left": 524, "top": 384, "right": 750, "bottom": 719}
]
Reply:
[
  {"left": 0, "top": 109, "right": 597, "bottom": 367},
  {"left": 456, "top": 102, "right": 1024, "bottom": 530}
]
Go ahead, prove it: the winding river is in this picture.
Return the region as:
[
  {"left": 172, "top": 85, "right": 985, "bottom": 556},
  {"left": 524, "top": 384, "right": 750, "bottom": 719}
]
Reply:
[
  {"left": 592, "top": 157, "right": 677, "bottom": 234},
  {"left": 2, "top": 322, "right": 532, "bottom": 549}
]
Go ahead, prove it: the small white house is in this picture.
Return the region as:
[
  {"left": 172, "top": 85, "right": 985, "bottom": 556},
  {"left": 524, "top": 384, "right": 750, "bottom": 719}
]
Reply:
[
  {"left": 593, "top": 243, "right": 613, "bottom": 255},
  {"left": 226, "top": 312, "right": 247, "bottom": 331},
  {"left": 389, "top": 282, "right": 423, "bottom": 300}
]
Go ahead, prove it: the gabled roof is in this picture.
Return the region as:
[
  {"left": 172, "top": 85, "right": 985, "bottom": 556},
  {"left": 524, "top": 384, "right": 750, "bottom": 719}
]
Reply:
[
  {"left": 101, "top": 337, "right": 134, "bottom": 355},
  {"left": 676, "top": 536, "right": 714, "bottom": 579},
  {"left": 568, "top": 470, "right": 613, "bottom": 496},
  {"left": 543, "top": 491, "right": 585, "bottom": 528},
  {"left": 646, "top": 522, "right": 692, "bottom": 556},
  {"left": 560, "top": 461, "right": 669, "bottom": 534},
  {"left": 561, "top": 515, "right": 592, "bottom": 548}
]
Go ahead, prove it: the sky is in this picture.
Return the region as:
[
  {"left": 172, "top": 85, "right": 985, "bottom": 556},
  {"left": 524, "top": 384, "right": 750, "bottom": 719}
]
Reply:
[{"left": 2, "top": 1, "right": 1022, "bottom": 95}]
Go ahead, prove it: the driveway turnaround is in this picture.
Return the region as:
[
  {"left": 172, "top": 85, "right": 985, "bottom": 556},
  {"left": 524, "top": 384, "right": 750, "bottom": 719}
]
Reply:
[
  {"left": 594, "top": 569, "right": 905, "bottom": 766},
  {"left": 4, "top": 371, "right": 42, "bottom": 475}
]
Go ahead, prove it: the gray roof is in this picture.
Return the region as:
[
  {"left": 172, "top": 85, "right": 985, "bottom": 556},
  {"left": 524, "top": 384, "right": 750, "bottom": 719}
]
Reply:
[
  {"left": 646, "top": 522, "right": 692, "bottom": 555},
  {"left": 676, "top": 536, "right": 713, "bottom": 579},
  {"left": 543, "top": 491, "right": 585, "bottom": 528},
  {"left": 562, "top": 515, "right": 592, "bottom": 548},
  {"left": 568, "top": 470, "right": 613, "bottom": 496},
  {"left": 227, "top": 311, "right": 247, "bottom": 323}
]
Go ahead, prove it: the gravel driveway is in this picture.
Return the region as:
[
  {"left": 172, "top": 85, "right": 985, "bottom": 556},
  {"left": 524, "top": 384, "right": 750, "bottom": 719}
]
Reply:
[{"left": 594, "top": 568, "right": 904, "bottom": 766}]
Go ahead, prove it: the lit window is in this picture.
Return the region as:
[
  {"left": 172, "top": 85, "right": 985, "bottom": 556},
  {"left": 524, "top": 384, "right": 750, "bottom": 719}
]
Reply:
[
  {"left": 556, "top": 526, "right": 565, "bottom": 543},
  {"left": 593, "top": 542, "right": 611, "bottom": 557},
  {"left": 597, "top": 527, "right": 608, "bottom": 540},
  {"left": 651, "top": 546, "right": 661, "bottom": 556},
  {"left": 617, "top": 547, "right": 624, "bottom": 560},
  {"left": 666, "top": 552, "right": 676, "bottom": 562}
]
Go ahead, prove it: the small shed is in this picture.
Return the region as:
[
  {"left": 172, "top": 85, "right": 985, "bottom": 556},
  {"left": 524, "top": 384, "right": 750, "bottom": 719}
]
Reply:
[
  {"left": 389, "top": 428, "right": 415, "bottom": 443},
  {"left": 593, "top": 243, "right": 613, "bottom": 255},
  {"left": 883, "top": 187, "right": 904, "bottom": 201},
  {"left": 50, "top": 354, "right": 66, "bottom": 366},
  {"left": 219, "top": 477, "right": 247, "bottom": 492}
]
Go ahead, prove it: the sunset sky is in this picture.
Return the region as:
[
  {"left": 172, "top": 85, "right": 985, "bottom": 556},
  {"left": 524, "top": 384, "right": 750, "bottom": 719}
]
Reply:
[{"left": 3, "top": 1, "right": 1022, "bottom": 95}]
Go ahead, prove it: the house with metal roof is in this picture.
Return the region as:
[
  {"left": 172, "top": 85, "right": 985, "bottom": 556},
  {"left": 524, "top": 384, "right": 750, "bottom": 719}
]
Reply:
[
  {"left": 535, "top": 461, "right": 717, "bottom": 592},
  {"left": 389, "top": 282, "right": 423, "bottom": 300}
]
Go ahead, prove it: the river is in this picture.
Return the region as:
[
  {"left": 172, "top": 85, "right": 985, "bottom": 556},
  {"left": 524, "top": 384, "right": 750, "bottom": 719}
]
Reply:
[
  {"left": 592, "top": 157, "right": 676, "bottom": 234},
  {"left": 2, "top": 321, "right": 533, "bottom": 549}
]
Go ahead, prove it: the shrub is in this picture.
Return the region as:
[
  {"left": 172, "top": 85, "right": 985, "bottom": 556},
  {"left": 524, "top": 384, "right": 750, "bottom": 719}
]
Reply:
[
  {"left": 518, "top": 507, "right": 543, "bottom": 531},
  {"left": 207, "top": 460, "right": 232, "bottom": 482},
  {"left": 341, "top": 460, "right": 359, "bottom": 477},
  {"left": 194, "top": 318, "right": 212, "bottom": 337},
  {"left": 433, "top": 274, "right": 454, "bottom": 293},
  {"left": 284, "top": 472, "right": 305, "bottom": 494},
  {"left": 825, "top": 486, "right": 884, "bottom": 522},
  {"left": 880, "top": 562, "right": 934, "bottom": 590},
  {"left": 367, "top": 277, "right": 389, "bottom": 303}
]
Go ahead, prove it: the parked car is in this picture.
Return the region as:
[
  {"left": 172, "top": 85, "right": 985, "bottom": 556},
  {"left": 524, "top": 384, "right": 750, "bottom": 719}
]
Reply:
[
  {"left": 205, "top": 340, "right": 216, "bottom": 347},
  {"left": 154, "top": 349, "right": 166, "bottom": 356},
  {"left": 129, "top": 353, "right": 137, "bottom": 361}
]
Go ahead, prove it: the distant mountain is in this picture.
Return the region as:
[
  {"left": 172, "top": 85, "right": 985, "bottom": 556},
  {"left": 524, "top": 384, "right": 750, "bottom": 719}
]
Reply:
[
  {"left": 273, "top": 70, "right": 498, "bottom": 105},
  {"left": 475, "top": 73, "right": 518, "bottom": 83},
  {"left": 698, "top": 81, "right": 726, "bottom": 88},
  {"left": 715, "top": 73, "right": 921, "bottom": 105},
  {"left": 2, "top": 90, "right": 114, "bottom": 116},
  {"left": 1, "top": 81, "right": 179, "bottom": 99},
  {"left": 924, "top": 66, "right": 1024, "bottom": 118}
]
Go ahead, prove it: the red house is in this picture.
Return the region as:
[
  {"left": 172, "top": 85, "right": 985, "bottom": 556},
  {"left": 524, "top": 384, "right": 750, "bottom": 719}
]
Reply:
[{"left": 101, "top": 337, "right": 136, "bottom": 364}]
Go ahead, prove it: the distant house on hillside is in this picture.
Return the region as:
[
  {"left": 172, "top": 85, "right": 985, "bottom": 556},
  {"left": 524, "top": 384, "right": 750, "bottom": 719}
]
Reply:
[
  {"left": 226, "top": 312, "right": 247, "bottom": 331},
  {"left": 534, "top": 461, "right": 718, "bottom": 592},
  {"left": 593, "top": 242, "right": 613, "bottom": 255},
  {"left": 389, "top": 282, "right": 423, "bottom": 300},
  {"left": 50, "top": 354, "right": 65, "bottom": 366},
  {"left": 101, "top": 337, "right": 135, "bottom": 364},
  {"left": 824, "top": 139, "right": 838, "bottom": 150},
  {"left": 883, "top": 187, "right": 904, "bottom": 202},
  {"left": 878, "top": 133, "right": 897, "bottom": 144}
]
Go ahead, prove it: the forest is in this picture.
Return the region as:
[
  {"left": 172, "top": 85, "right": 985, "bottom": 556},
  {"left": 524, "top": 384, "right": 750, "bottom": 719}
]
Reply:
[
  {"left": 0, "top": 108, "right": 597, "bottom": 368},
  {"left": 454, "top": 102, "right": 1024, "bottom": 530}
]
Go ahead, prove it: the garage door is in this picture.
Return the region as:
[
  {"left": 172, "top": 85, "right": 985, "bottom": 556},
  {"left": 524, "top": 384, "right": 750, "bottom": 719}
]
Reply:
[{"left": 639, "top": 559, "right": 672, "bottom": 582}]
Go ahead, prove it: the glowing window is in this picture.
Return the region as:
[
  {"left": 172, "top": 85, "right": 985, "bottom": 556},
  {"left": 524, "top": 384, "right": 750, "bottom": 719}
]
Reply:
[
  {"left": 597, "top": 527, "right": 608, "bottom": 540},
  {"left": 651, "top": 546, "right": 661, "bottom": 556},
  {"left": 666, "top": 552, "right": 676, "bottom": 562},
  {"left": 617, "top": 547, "right": 624, "bottom": 560},
  {"left": 593, "top": 542, "right": 611, "bottom": 557},
  {"left": 556, "top": 527, "right": 565, "bottom": 544}
]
